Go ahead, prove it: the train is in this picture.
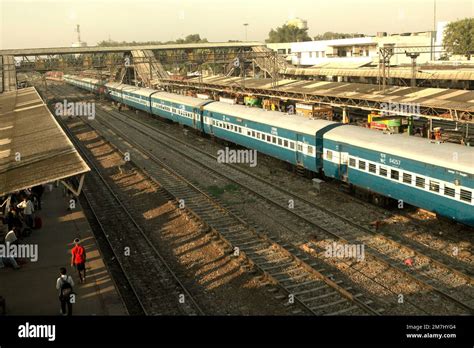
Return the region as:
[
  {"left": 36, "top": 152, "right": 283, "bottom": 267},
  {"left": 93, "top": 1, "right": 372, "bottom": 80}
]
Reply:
[{"left": 63, "top": 75, "right": 474, "bottom": 227}]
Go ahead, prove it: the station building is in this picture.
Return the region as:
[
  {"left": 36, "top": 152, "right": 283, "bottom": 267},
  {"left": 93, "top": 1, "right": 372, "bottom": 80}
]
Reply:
[{"left": 267, "top": 22, "right": 456, "bottom": 67}]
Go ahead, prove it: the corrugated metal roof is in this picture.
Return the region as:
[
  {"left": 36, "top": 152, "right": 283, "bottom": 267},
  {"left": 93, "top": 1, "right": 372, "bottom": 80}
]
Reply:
[
  {"left": 188, "top": 76, "right": 474, "bottom": 113},
  {"left": 283, "top": 67, "right": 474, "bottom": 81},
  {"left": 324, "top": 125, "right": 474, "bottom": 174},
  {"left": 0, "top": 87, "right": 90, "bottom": 196},
  {"left": 309, "top": 59, "right": 373, "bottom": 69}
]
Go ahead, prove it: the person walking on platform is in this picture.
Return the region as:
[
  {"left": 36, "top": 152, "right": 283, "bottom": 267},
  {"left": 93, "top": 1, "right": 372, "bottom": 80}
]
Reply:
[
  {"left": 71, "top": 238, "right": 87, "bottom": 283},
  {"left": 56, "top": 267, "right": 75, "bottom": 316},
  {"left": 31, "top": 185, "right": 44, "bottom": 211},
  {"left": 17, "top": 195, "right": 34, "bottom": 229}
]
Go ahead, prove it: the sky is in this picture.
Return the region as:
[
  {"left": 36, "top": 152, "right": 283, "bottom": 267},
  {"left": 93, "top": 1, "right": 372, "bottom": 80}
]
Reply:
[{"left": 1, "top": 0, "right": 473, "bottom": 49}]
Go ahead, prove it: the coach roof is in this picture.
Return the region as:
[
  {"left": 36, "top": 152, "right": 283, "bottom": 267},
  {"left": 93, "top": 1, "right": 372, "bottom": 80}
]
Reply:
[
  {"left": 204, "top": 101, "right": 338, "bottom": 135},
  {"left": 324, "top": 125, "right": 474, "bottom": 174}
]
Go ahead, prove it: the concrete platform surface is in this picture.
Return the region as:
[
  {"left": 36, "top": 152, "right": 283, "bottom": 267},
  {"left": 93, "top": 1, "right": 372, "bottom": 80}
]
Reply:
[{"left": 0, "top": 185, "right": 127, "bottom": 315}]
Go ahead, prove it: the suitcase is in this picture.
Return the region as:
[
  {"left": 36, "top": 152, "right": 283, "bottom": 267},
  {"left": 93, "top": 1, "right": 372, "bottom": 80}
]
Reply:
[{"left": 34, "top": 216, "right": 42, "bottom": 229}]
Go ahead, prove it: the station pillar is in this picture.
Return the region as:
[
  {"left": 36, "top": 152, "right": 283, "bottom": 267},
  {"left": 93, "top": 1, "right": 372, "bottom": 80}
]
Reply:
[{"left": 342, "top": 107, "right": 349, "bottom": 124}]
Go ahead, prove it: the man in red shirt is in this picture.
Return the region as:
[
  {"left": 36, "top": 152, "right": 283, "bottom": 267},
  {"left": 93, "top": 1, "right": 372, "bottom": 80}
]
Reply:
[{"left": 71, "top": 238, "right": 86, "bottom": 283}]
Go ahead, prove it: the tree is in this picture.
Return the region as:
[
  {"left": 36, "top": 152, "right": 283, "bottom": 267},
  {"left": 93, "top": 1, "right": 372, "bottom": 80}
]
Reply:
[
  {"left": 266, "top": 24, "right": 311, "bottom": 43},
  {"left": 96, "top": 34, "right": 208, "bottom": 47},
  {"left": 313, "top": 32, "right": 364, "bottom": 41},
  {"left": 443, "top": 18, "right": 474, "bottom": 60}
]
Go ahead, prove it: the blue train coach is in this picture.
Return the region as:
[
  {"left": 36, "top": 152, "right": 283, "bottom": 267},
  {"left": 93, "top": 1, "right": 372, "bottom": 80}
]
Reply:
[
  {"left": 202, "top": 102, "right": 340, "bottom": 173},
  {"left": 65, "top": 75, "right": 100, "bottom": 93},
  {"left": 105, "top": 82, "right": 156, "bottom": 113},
  {"left": 150, "top": 92, "right": 212, "bottom": 130},
  {"left": 322, "top": 125, "right": 474, "bottom": 226}
]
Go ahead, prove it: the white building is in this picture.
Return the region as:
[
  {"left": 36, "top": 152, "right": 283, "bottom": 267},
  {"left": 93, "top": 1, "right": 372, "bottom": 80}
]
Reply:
[{"left": 267, "top": 30, "right": 443, "bottom": 66}]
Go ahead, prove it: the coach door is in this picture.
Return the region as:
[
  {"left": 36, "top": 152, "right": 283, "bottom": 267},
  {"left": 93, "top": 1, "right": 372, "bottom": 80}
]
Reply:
[
  {"left": 208, "top": 113, "right": 215, "bottom": 135},
  {"left": 337, "top": 144, "right": 349, "bottom": 182},
  {"left": 192, "top": 108, "right": 198, "bottom": 129},
  {"left": 295, "top": 133, "right": 304, "bottom": 166}
]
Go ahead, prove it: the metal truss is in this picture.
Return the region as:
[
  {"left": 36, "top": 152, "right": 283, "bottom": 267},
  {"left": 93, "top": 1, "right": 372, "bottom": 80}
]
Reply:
[{"left": 161, "top": 78, "right": 474, "bottom": 123}]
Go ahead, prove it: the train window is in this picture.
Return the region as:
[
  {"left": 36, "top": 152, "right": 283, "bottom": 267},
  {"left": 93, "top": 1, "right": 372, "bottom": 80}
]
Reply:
[
  {"left": 239, "top": 127, "right": 242, "bottom": 133},
  {"left": 297, "top": 144, "right": 303, "bottom": 152},
  {"left": 252, "top": 131, "right": 255, "bottom": 137},
  {"left": 284, "top": 140, "right": 288, "bottom": 147},
  {"left": 290, "top": 142, "right": 295, "bottom": 150},
  {"left": 257, "top": 133, "right": 260, "bottom": 139},
  {"left": 460, "top": 189, "right": 472, "bottom": 203},
  {"left": 267, "top": 135, "right": 271, "bottom": 142},
  {"left": 403, "top": 173, "right": 412, "bottom": 184},
  {"left": 272, "top": 137, "right": 277, "bottom": 144},
  {"left": 429, "top": 180, "right": 440, "bottom": 193},
  {"left": 444, "top": 186, "right": 455, "bottom": 197},
  {"left": 247, "top": 130, "right": 251, "bottom": 136},
  {"left": 369, "top": 163, "right": 376, "bottom": 173},
  {"left": 327, "top": 151, "right": 333, "bottom": 161},
  {"left": 307, "top": 146, "right": 313, "bottom": 154},
  {"left": 416, "top": 177, "right": 425, "bottom": 189},
  {"left": 278, "top": 138, "right": 282, "bottom": 146},
  {"left": 391, "top": 170, "right": 399, "bottom": 181},
  {"left": 358, "top": 160, "right": 366, "bottom": 170},
  {"left": 349, "top": 157, "right": 355, "bottom": 167},
  {"left": 379, "top": 167, "right": 387, "bottom": 177}
]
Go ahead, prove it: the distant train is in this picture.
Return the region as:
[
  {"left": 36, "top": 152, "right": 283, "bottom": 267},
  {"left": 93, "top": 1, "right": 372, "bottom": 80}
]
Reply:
[{"left": 63, "top": 75, "right": 474, "bottom": 227}]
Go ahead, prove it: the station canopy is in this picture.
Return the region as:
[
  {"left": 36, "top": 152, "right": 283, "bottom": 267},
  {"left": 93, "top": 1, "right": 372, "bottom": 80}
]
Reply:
[{"left": 0, "top": 87, "right": 90, "bottom": 196}]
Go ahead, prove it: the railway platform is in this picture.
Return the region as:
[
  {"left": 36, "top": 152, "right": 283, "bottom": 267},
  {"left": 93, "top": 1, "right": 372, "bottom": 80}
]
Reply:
[{"left": 0, "top": 185, "right": 127, "bottom": 315}]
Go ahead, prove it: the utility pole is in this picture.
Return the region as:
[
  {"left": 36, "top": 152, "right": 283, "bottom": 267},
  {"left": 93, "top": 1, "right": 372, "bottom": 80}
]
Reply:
[
  {"left": 243, "top": 23, "right": 249, "bottom": 41},
  {"left": 379, "top": 44, "right": 394, "bottom": 92},
  {"left": 405, "top": 51, "right": 420, "bottom": 87}
]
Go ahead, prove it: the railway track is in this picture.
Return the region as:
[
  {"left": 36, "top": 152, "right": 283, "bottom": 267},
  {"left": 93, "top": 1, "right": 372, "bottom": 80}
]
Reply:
[
  {"left": 65, "top": 108, "right": 385, "bottom": 316},
  {"left": 90, "top": 103, "right": 473, "bottom": 314},
  {"left": 45, "top": 81, "right": 474, "bottom": 264},
  {"left": 45, "top": 82, "right": 472, "bottom": 314},
  {"left": 78, "top": 191, "right": 143, "bottom": 315},
  {"left": 56, "top": 114, "right": 204, "bottom": 316}
]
